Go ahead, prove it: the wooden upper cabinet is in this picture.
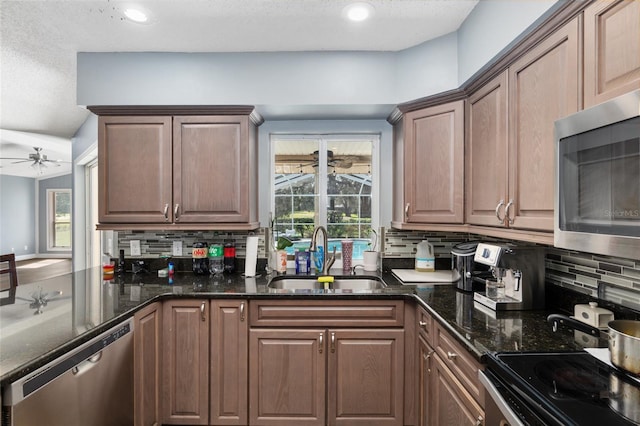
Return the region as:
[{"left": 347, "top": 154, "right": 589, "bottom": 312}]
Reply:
[
  {"left": 507, "top": 17, "right": 580, "bottom": 231},
  {"left": 394, "top": 100, "right": 464, "bottom": 225},
  {"left": 93, "top": 106, "right": 262, "bottom": 230},
  {"left": 99, "top": 116, "right": 173, "bottom": 224},
  {"left": 173, "top": 116, "right": 252, "bottom": 223},
  {"left": 584, "top": 0, "right": 640, "bottom": 108},
  {"left": 466, "top": 71, "right": 509, "bottom": 227}
]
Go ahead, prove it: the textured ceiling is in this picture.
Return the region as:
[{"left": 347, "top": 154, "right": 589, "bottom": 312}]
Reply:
[{"left": 0, "top": 0, "right": 478, "bottom": 177}]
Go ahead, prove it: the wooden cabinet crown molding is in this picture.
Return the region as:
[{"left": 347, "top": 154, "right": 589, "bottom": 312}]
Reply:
[{"left": 87, "top": 105, "right": 264, "bottom": 126}]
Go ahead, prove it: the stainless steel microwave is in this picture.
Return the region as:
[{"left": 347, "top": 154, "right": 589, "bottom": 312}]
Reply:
[{"left": 555, "top": 90, "right": 640, "bottom": 260}]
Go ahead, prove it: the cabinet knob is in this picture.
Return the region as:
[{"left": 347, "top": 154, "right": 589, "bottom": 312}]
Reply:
[
  {"left": 319, "top": 333, "right": 324, "bottom": 354},
  {"left": 330, "top": 332, "right": 336, "bottom": 353},
  {"left": 495, "top": 200, "right": 505, "bottom": 223},
  {"left": 475, "top": 415, "right": 484, "bottom": 426},
  {"left": 174, "top": 204, "right": 180, "bottom": 221},
  {"left": 200, "top": 301, "right": 206, "bottom": 322},
  {"left": 446, "top": 351, "right": 457, "bottom": 361},
  {"left": 163, "top": 203, "right": 169, "bottom": 221},
  {"left": 240, "top": 302, "right": 245, "bottom": 322},
  {"left": 505, "top": 199, "right": 514, "bottom": 225},
  {"left": 419, "top": 320, "right": 427, "bottom": 328},
  {"left": 404, "top": 203, "right": 410, "bottom": 221}
]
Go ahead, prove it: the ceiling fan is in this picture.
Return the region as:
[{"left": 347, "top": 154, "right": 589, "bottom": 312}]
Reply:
[{"left": 0, "top": 147, "right": 70, "bottom": 174}]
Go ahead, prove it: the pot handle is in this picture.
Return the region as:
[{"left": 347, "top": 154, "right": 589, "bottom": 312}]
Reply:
[{"left": 547, "top": 314, "right": 601, "bottom": 337}]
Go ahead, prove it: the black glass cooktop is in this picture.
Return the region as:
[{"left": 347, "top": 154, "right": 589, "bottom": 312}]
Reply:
[{"left": 486, "top": 351, "right": 640, "bottom": 425}]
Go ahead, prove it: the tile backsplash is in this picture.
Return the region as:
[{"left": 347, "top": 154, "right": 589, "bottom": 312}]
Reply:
[{"left": 115, "top": 228, "right": 640, "bottom": 308}]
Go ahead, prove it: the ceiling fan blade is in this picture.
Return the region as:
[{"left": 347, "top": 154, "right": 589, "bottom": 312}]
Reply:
[
  {"left": 0, "top": 157, "right": 30, "bottom": 161},
  {"left": 43, "top": 159, "right": 70, "bottom": 163},
  {"left": 11, "top": 160, "right": 32, "bottom": 164}
]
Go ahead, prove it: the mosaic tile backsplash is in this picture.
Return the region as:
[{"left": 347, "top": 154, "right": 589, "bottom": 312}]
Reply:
[{"left": 116, "top": 228, "right": 640, "bottom": 309}]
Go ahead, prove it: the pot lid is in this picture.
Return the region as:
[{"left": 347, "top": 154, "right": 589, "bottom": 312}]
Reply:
[{"left": 451, "top": 241, "right": 479, "bottom": 256}]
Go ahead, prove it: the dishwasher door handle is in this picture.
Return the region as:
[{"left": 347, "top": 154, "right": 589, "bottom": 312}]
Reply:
[{"left": 71, "top": 352, "right": 103, "bottom": 376}]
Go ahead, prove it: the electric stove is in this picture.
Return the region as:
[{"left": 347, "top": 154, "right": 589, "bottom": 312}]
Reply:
[{"left": 482, "top": 351, "right": 640, "bottom": 425}]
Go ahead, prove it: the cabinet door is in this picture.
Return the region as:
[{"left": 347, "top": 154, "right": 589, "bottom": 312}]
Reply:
[
  {"left": 584, "top": 0, "right": 640, "bottom": 108},
  {"left": 134, "top": 302, "right": 162, "bottom": 426},
  {"left": 327, "top": 329, "right": 404, "bottom": 426},
  {"left": 430, "top": 355, "right": 484, "bottom": 426},
  {"left": 466, "top": 71, "right": 509, "bottom": 227},
  {"left": 173, "top": 115, "right": 252, "bottom": 223},
  {"left": 418, "top": 335, "right": 434, "bottom": 426},
  {"left": 98, "top": 116, "right": 173, "bottom": 223},
  {"left": 403, "top": 101, "right": 464, "bottom": 224},
  {"left": 162, "top": 300, "right": 210, "bottom": 425},
  {"left": 249, "top": 329, "right": 326, "bottom": 426},
  {"left": 211, "top": 300, "right": 248, "bottom": 425},
  {"left": 508, "top": 18, "right": 580, "bottom": 231}
]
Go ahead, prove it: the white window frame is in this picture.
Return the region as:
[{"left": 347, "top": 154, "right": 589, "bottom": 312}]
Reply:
[
  {"left": 47, "top": 188, "right": 72, "bottom": 251},
  {"left": 270, "top": 133, "right": 380, "bottom": 269}
]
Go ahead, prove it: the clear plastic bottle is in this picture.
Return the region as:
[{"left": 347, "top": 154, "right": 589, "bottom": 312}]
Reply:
[
  {"left": 208, "top": 244, "right": 224, "bottom": 276},
  {"left": 415, "top": 240, "right": 435, "bottom": 272}
]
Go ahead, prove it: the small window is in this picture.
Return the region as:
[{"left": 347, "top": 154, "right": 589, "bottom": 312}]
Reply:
[
  {"left": 271, "top": 134, "right": 378, "bottom": 260},
  {"left": 48, "top": 189, "right": 72, "bottom": 250}
]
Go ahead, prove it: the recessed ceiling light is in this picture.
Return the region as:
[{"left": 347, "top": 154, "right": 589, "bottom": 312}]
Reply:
[
  {"left": 124, "top": 8, "right": 148, "bottom": 23},
  {"left": 343, "top": 2, "right": 375, "bottom": 22}
]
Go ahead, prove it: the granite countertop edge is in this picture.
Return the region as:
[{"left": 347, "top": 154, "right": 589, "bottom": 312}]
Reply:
[{"left": 0, "top": 268, "right": 587, "bottom": 386}]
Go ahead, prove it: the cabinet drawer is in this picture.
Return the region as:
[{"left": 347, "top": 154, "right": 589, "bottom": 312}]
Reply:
[
  {"left": 249, "top": 300, "right": 404, "bottom": 327},
  {"left": 416, "top": 306, "right": 433, "bottom": 345},
  {"left": 433, "top": 322, "right": 484, "bottom": 406}
]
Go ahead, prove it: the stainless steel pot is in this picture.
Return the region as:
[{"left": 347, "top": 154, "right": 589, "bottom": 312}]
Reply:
[
  {"left": 547, "top": 315, "right": 640, "bottom": 376},
  {"left": 609, "top": 320, "right": 640, "bottom": 376}
]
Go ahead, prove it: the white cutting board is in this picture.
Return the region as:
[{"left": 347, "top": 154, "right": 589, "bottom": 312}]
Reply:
[{"left": 391, "top": 269, "right": 459, "bottom": 285}]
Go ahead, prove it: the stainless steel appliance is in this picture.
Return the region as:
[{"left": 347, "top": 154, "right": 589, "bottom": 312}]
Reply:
[
  {"left": 555, "top": 89, "right": 640, "bottom": 260},
  {"left": 2, "top": 319, "right": 133, "bottom": 426},
  {"left": 450, "top": 241, "right": 490, "bottom": 292},
  {"left": 472, "top": 243, "right": 545, "bottom": 311},
  {"left": 480, "top": 351, "right": 640, "bottom": 425}
]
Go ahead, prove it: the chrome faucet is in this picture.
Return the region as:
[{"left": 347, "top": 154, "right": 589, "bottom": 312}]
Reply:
[{"left": 309, "top": 226, "right": 335, "bottom": 275}]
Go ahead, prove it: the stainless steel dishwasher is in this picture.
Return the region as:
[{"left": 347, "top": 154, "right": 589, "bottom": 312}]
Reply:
[{"left": 2, "top": 319, "right": 133, "bottom": 426}]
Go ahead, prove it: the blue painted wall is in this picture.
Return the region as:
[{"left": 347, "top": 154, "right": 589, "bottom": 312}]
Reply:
[{"left": 0, "top": 175, "right": 36, "bottom": 257}]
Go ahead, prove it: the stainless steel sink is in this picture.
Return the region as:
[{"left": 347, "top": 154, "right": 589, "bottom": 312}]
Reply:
[{"left": 267, "top": 276, "right": 386, "bottom": 291}]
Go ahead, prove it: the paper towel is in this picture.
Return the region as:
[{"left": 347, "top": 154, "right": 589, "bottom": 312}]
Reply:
[{"left": 245, "top": 235, "right": 259, "bottom": 277}]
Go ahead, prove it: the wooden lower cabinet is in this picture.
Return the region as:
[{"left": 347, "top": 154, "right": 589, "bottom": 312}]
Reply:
[
  {"left": 134, "top": 302, "right": 162, "bottom": 426},
  {"left": 210, "top": 300, "right": 248, "bottom": 425},
  {"left": 430, "top": 355, "right": 484, "bottom": 426},
  {"left": 162, "top": 299, "right": 210, "bottom": 425},
  {"left": 249, "top": 328, "right": 405, "bottom": 426},
  {"left": 417, "top": 335, "right": 434, "bottom": 426}
]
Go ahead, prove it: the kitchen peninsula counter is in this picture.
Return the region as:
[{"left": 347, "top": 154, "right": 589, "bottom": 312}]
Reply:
[{"left": 0, "top": 267, "right": 593, "bottom": 386}]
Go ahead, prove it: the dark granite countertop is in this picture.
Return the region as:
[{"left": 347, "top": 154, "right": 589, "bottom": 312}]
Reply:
[{"left": 0, "top": 266, "right": 602, "bottom": 387}]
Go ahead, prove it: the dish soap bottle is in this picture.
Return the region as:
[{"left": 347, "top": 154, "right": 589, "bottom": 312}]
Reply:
[{"left": 415, "top": 240, "right": 435, "bottom": 272}]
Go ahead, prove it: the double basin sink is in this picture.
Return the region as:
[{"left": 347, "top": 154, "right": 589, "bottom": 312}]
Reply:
[{"left": 268, "top": 275, "right": 386, "bottom": 291}]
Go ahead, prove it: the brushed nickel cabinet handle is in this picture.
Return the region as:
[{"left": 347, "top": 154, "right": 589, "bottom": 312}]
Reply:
[
  {"left": 505, "top": 199, "right": 514, "bottom": 225},
  {"left": 200, "top": 301, "right": 206, "bottom": 322},
  {"left": 174, "top": 204, "right": 180, "bottom": 221},
  {"left": 319, "top": 333, "right": 324, "bottom": 354},
  {"left": 163, "top": 203, "right": 169, "bottom": 221},
  {"left": 475, "top": 415, "right": 484, "bottom": 426},
  {"left": 446, "top": 351, "right": 457, "bottom": 361},
  {"left": 330, "top": 332, "right": 336, "bottom": 353},
  {"left": 426, "top": 350, "right": 434, "bottom": 373},
  {"left": 240, "top": 302, "right": 245, "bottom": 322},
  {"left": 404, "top": 203, "right": 410, "bottom": 221},
  {"left": 419, "top": 320, "right": 427, "bottom": 328},
  {"left": 495, "top": 200, "right": 505, "bottom": 223}
]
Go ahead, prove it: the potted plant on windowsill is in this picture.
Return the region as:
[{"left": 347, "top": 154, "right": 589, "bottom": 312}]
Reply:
[{"left": 362, "top": 229, "right": 378, "bottom": 272}]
